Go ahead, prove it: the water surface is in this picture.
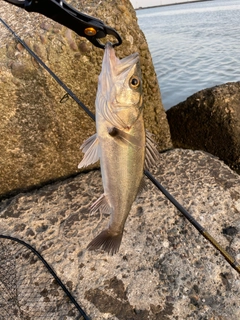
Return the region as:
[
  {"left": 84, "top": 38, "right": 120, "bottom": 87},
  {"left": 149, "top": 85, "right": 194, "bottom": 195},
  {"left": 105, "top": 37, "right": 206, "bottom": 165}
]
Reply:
[{"left": 137, "top": 0, "right": 240, "bottom": 109}]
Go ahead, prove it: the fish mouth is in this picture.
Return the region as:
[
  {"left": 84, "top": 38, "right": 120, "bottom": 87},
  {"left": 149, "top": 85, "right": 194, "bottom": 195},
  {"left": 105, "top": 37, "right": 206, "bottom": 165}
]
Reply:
[{"left": 104, "top": 42, "right": 139, "bottom": 76}]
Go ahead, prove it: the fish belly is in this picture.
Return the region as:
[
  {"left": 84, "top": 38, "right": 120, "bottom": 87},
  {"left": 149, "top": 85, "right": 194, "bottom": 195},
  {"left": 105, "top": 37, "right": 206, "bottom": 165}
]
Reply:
[{"left": 99, "top": 115, "right": 145, "bottom": 233}]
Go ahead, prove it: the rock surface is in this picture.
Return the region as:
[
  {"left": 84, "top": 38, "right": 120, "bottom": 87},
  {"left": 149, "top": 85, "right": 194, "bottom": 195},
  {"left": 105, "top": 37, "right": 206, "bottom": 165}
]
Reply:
[
  {"left": 0, "top": 0, "right": 172, "bottom": 198},
  {"left": 0, "top": 149, "right": 239, "bottom": 319},
  {"left": 167, "top": 82, "right": 240, "bottom": 174}
]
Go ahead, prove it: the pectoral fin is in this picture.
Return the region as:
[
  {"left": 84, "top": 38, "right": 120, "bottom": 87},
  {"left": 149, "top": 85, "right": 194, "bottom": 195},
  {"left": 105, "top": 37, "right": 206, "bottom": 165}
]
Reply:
[
  {"left": 108, "top": 127, "right": 143, "bottom": 148},
  {"left": 78, "top": 133, "right": 100, "bottom": 168},
  {"left": 145, "top": 130, "right": 160, "bottom": 170}
]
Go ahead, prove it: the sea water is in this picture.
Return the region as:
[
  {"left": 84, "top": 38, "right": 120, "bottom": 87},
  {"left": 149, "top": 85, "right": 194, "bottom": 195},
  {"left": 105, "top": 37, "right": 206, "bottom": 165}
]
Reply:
[{"left": 136, "top": 0, "right": 240, "bottom": 110}]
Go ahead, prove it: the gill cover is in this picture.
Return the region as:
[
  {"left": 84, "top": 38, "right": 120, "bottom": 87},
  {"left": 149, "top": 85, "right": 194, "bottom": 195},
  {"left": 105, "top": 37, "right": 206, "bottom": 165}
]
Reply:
[{"left": 97, "top": 42, "right": 143, "bottom": 129}]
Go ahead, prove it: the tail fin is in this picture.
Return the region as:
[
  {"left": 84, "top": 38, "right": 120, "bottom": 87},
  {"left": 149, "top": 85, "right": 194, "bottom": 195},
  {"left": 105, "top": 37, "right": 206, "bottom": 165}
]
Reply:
[{"left": 87, "top": 229, "right": 123, "bottom": 255}]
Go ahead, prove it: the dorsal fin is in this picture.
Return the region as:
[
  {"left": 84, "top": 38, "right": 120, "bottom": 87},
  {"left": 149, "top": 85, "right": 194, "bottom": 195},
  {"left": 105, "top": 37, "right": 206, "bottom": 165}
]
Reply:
[
  {"left": 137, "top": 177, "right": 146, "bottom": 195},
  {"left": 145, "top": 130, "right": 160, "bottom": 170}
]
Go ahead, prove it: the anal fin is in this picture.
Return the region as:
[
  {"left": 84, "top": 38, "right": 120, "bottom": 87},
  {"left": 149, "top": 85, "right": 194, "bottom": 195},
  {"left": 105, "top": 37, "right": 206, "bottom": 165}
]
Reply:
[
  {"left": 90, "top": 194, "right": 111, "bottom": 214},
  {"left": 78, "top": 133, "right": 99, "bottom": 168}
]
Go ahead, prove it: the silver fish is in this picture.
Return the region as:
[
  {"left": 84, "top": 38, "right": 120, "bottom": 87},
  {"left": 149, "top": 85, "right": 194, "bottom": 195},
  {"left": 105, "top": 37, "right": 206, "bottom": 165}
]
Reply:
[{"left": 78, "top": 43, "right": 159, "bottom": 255}]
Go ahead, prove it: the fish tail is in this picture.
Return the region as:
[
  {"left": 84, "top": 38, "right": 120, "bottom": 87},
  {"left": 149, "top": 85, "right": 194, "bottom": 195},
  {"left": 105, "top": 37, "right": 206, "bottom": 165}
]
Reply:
[{"left": 87, "top": 229, "right": 123, "bottom": 255}]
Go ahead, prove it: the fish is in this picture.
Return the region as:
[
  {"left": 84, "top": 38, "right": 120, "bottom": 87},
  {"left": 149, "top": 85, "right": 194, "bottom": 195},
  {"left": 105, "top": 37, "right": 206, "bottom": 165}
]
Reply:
[{"left": 78, "top": 42, "right": 159, "bottom": 255}]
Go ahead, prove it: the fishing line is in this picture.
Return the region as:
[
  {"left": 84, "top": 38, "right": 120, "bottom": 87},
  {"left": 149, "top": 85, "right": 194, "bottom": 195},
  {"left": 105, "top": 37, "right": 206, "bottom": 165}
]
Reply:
[{"left": 0, "top": 17, "right": 239, "bottom": 275}]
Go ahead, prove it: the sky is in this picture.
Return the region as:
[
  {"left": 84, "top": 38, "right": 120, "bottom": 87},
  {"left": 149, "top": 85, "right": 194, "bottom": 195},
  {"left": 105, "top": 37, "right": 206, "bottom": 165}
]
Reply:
[
  {"left": 130, "top": 0, "right": 160, "bottom": 8},
  {"left": 130, "top": 0, "right": 195, "bottom": 8}
]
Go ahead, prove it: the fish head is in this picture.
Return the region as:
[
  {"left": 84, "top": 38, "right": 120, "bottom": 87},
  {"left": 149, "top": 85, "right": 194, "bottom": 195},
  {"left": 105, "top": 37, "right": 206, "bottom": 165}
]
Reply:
[{"left": 97, "top": 43, "right": 143, "bottom": 129}]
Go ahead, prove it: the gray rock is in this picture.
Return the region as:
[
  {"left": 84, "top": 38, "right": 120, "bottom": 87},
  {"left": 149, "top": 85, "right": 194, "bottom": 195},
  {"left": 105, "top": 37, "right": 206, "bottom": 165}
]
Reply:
[
  {"left": 167, "top": 82, "right": 240, "bottom": 174},
  {"left": 0, "top": 0, "right": 172, "bottom": 198},
  {"left": 0, "top": 149, "right": 239, "bottom": 319}
]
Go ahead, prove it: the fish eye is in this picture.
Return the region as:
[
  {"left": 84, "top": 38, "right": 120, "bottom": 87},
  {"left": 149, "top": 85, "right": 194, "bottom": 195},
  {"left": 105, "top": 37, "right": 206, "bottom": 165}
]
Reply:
[{"left": 129, "top": 76, "right": 140, "bottom": 88}]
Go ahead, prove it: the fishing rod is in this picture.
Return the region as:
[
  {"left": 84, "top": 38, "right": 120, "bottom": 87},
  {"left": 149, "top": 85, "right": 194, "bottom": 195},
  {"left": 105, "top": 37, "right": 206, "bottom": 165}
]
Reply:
[
  {"left": 0, "top": 11, "right": 239, "bottom": 275},
  {"left": 144, "top": 170, "right": 240, "bottom": 274}
]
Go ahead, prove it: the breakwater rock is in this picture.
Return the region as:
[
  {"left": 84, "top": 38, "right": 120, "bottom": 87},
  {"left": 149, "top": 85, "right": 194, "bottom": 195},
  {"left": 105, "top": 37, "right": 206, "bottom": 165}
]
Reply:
[
  {"left": 0, "top": 149, "right": 239, "bottom": 319},
  {"left": 167, "top": 82, "right": 240, "bottom": 173},
  {"left": 0, "top": 0, "right": 171, "bottom": 199}
]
